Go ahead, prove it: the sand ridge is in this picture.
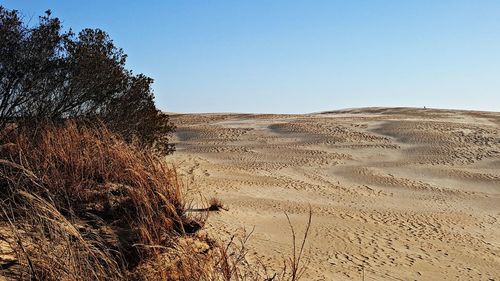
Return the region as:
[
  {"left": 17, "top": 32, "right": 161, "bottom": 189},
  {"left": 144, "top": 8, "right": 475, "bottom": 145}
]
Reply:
[{"left": 170, "top": 108, "right": 500, "bottom": 280}]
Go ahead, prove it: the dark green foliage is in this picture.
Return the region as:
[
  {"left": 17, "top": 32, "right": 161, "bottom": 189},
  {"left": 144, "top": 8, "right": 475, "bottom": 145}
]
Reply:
[{"left": 0, "top": 7, "right": 174, "bottom": 153}]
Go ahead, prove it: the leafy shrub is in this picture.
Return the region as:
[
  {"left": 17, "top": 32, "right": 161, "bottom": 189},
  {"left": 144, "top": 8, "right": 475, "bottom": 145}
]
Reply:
[{"left": 0, "top": 6, "right": 174, "bottom": 153}]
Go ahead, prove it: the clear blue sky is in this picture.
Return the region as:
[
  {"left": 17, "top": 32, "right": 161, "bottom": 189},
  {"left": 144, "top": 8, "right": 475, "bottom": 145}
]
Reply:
[{"left": 3, "top": 0, "right": 500, "bottom": 113}]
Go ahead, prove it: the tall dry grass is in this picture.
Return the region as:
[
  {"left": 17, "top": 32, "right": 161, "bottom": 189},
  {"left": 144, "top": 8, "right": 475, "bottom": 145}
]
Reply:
[{"left": 0, "top": 122, "right": 196, "bottom": 279}]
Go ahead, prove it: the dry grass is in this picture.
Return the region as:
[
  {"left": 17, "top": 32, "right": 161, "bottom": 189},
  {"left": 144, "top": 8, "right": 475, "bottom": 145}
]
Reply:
[
  {"left": 0, "top": 122, "right": 196, "bottom": 280},
  {"left": 133, "top": 215, "right": 312, "bottom": 281},
  {"left": 0, "top": 122, "right": 311, "bottom": 280}
]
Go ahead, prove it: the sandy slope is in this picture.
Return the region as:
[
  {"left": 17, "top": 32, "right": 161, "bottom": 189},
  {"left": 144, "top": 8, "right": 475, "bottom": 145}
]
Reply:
[{"left": 169, "top": 108, "right": 500, "bottom": 281}]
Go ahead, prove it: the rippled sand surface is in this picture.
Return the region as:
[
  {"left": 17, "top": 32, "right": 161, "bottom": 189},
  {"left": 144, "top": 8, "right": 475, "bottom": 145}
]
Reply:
[{"left": 170, "top": 108, "right": 500, "bottom": 280}]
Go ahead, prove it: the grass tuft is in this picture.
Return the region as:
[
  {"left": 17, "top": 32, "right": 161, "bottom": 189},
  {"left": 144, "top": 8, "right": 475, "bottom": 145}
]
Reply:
[{"left": 208, "top": 197, "right": 227, "bottom": 211}]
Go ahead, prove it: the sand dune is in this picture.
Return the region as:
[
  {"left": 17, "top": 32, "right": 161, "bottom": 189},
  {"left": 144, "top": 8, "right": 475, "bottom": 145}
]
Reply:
[{"left": 170, "top": 108, "right": 500, "bottom": 280}]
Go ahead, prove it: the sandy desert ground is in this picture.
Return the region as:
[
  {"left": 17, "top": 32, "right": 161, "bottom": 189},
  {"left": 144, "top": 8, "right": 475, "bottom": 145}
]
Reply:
[{"left": 169, "top": 107, "right": 500, "bottom": 281}]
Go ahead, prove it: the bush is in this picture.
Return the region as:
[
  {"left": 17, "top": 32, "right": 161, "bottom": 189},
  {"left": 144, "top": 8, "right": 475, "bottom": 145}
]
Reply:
[{"left": 0, "top": 6, "right": 174, "bottom": 153}]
